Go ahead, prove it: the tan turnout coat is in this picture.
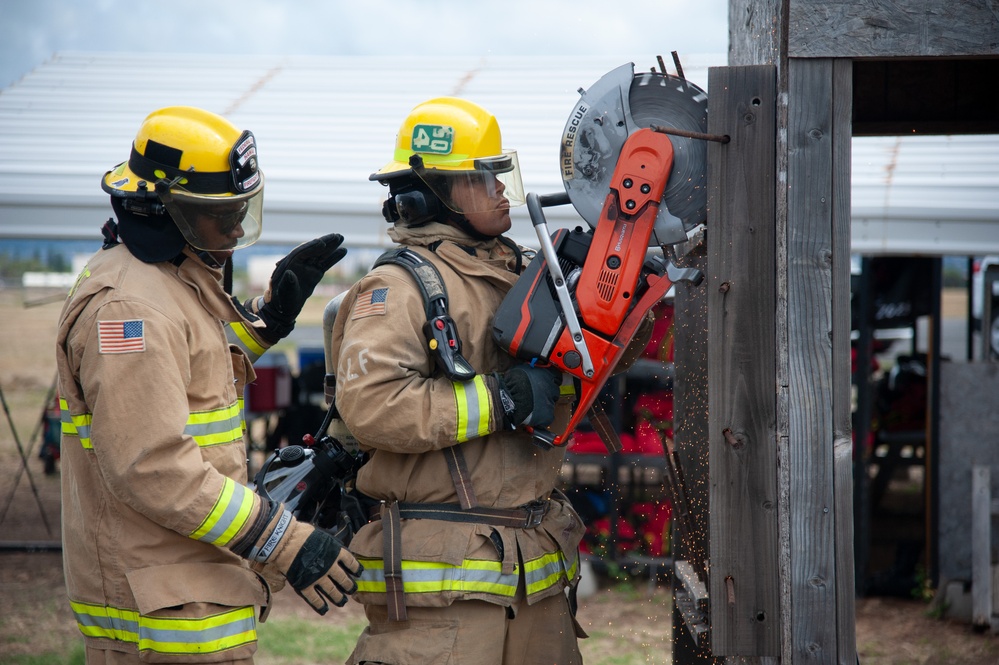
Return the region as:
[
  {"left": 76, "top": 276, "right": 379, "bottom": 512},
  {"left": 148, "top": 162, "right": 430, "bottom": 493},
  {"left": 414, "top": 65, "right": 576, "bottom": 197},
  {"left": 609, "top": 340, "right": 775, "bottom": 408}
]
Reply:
[
  {"left": 56, "top": 243, "right": 276, "bottom": 662},
  {"left": 328, "top": 222, "right": 586, "bottom": 610}
]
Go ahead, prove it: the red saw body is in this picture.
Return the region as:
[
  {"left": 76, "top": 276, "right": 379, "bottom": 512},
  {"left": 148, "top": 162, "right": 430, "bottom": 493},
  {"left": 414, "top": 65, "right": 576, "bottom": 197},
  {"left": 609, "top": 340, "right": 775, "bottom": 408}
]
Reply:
[{"left": 492, "top": 62, "right": 707, "bottom": 449}]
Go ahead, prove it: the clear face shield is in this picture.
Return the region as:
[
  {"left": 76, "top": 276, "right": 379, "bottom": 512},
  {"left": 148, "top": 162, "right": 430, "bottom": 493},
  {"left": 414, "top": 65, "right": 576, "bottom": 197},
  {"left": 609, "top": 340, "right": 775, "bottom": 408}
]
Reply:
[
  {"left": 410, "top": 151, "right": 526, "bottom": 215},
  {"left": 156, "top": 179, "right": 264, "bottom": 252}
]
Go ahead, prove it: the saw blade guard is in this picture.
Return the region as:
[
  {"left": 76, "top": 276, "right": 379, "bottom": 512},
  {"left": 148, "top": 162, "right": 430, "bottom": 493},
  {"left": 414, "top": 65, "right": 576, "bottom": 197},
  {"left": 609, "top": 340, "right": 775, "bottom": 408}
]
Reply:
[{"left": 559, "top": 62, "right": 708, "bottom": 244}]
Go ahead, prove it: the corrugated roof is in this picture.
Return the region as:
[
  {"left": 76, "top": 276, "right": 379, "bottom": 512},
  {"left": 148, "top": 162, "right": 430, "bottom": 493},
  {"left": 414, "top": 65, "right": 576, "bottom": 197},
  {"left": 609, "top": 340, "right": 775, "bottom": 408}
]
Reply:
[{"left": 1, "top": 51, "right": 997, "bottom": 254}]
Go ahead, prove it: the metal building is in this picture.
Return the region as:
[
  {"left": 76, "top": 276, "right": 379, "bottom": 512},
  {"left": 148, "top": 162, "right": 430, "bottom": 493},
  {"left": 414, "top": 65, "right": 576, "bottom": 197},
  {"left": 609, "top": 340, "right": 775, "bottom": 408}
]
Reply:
[{"left": 1, "top": 52, "right": 996, "bottom": 253}]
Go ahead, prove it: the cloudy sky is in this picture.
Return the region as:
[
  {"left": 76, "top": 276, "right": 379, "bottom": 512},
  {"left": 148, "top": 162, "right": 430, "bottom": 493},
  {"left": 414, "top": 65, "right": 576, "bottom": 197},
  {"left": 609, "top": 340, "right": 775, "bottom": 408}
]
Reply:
[{"left": 1, "top": 0, "right": 729, "bottom": 90}]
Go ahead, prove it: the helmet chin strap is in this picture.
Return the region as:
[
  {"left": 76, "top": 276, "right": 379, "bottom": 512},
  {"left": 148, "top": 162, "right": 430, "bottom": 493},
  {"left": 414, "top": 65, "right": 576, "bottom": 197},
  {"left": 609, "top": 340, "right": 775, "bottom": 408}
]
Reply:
[
  {"left": 192, "top": 249, "right": 234, "bottom": 293},
  {"left": 446, "top": 209, "right": 497, "bottom": 241}
]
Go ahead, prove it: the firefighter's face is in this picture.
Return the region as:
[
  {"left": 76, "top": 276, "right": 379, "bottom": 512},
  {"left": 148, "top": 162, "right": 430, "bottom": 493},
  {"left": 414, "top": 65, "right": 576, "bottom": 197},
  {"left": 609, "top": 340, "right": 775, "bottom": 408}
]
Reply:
[
  {"left": 190, "top": 202, "right": 248, "bottom": 251},
  {"left": 449, "top": 174, "right": 511, "bottom": 236}
]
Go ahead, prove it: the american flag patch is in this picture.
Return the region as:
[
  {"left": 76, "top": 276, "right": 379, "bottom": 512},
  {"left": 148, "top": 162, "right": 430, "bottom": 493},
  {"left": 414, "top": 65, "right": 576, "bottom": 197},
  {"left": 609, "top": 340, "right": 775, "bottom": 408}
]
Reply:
[
  {"left": 352, "top": 288, "right": 388, "bottom": 320},
  {"left": 98, "top": 319, "right": 146, "bottom": 354}
]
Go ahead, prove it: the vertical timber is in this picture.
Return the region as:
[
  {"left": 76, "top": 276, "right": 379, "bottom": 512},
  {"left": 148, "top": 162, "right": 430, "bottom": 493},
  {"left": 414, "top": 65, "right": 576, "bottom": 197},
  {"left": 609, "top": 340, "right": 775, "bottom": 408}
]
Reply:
[
  {"left": 672, "top": 241, "right": 716, "bottom": 664},
  {"left": 785, "top": 57, "right": 856, "bottom": 664},
  {"left": 830, "top": 58, "right": 857, "bottom": 665},
  {"left": 707, "top": 64, "right": 779, "bottom": 656}
]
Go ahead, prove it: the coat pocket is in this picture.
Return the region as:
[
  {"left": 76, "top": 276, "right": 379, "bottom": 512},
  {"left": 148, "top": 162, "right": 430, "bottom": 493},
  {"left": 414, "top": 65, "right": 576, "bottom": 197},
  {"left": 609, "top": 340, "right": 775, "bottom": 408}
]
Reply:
[
  {"left": 126, "top": 562, "right": 265, "bottom": 663},
  {"left": 349, "top": 618, "right": 459, "bottom": 665}
]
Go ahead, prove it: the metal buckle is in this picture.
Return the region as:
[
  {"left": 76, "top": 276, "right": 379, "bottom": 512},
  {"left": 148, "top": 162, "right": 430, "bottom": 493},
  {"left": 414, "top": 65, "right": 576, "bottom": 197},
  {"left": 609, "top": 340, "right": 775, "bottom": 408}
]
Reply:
[{"left": 523, "top": 500, "right": 548, "bottom": 528}]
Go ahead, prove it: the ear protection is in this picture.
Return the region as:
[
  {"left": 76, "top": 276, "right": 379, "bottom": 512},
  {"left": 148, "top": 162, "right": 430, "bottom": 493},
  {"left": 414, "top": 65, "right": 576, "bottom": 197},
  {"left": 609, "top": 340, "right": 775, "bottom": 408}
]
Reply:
[{"left": 381, "top": 180, "right": 443, "bottom": 226}]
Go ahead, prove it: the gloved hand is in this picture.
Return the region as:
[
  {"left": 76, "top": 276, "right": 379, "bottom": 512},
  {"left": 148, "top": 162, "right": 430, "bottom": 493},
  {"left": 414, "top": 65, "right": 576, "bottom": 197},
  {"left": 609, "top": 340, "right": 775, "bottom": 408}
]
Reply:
[
  {"left": 492, "top": 365, "right": 562, "bottom": 429},
  {"left": 248, "top": 507, "right": 363, "bottom": 615},
  {"left": 254, "top": 233, "right": 347, "bottom": 343}
]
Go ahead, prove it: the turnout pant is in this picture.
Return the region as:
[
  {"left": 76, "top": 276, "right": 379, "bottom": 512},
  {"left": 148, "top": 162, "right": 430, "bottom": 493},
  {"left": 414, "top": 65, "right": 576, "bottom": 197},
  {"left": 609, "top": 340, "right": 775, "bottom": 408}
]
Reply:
[{"left": 347, "top": 581, "right": 584, "bottom": 665}]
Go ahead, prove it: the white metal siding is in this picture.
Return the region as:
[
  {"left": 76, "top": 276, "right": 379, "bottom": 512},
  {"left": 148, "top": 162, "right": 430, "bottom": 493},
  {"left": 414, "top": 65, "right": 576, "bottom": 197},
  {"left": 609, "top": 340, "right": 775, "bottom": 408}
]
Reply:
[{"left": 1, "top": 52, "right": 997, "bottom": 253}]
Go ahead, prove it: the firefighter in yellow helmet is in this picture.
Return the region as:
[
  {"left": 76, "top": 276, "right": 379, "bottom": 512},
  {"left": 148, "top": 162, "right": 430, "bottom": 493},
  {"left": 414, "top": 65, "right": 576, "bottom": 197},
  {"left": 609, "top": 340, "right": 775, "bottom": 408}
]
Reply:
[
  {"left": 56, "top": 106, "right": 362, "bottom": 664},
  {"left": 328, "top": 97, "right": 588, "bottom": 664}
]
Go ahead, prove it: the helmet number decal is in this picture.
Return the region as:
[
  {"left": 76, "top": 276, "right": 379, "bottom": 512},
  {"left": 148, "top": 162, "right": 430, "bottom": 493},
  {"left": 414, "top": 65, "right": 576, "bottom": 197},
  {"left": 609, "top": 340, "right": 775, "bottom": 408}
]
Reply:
[{"left": 411, "top": 124, "right": 453, "bottom": 155}]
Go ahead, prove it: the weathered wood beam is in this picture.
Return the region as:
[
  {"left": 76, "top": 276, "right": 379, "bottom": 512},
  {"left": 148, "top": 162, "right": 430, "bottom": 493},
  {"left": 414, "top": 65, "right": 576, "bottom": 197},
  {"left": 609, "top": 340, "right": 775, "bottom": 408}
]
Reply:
[
  {"left": 708, "top": 63, "right": 780, "bottom": 656},
  {"left": 788, "top": 0, "right": 999, "bottom": 58}
]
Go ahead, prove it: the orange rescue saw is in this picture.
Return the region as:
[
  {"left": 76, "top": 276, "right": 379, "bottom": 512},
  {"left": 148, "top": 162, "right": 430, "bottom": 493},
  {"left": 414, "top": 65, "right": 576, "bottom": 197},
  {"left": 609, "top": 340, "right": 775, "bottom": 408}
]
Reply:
[{"left": 492, "top": 61, "right": 708, "bottom": 448}]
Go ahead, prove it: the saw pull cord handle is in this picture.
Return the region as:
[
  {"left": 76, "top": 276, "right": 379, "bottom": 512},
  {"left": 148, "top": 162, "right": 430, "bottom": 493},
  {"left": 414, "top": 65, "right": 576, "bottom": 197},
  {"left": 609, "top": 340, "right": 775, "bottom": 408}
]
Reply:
[{"left": 525, "top": 192, "right": 595, "bottom": 380}]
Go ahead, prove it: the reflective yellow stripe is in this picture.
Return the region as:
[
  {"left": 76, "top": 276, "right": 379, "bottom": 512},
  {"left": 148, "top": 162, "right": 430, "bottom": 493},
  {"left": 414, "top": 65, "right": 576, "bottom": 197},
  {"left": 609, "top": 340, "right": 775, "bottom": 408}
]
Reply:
[
  {"left": 226, "top": 321, "right": 266, "bottom": 362},
  {"left": 60, "top": 398, "right": 93, "bottom": 450},
  {"left": 59, "top": 401, "right": 244, "bottom": 451},
  {"left": 185, "top": 403, "right": 243, "bottom": 447},
  {"left": 71, "top": 600, "right": 256, "bottom": 655},
  {"left": 523, "top": 550, "right": 575, "bottom": 596},
  {"left": 189, "top": 478, "right": 255, "bottom": 546},
  {"left": 356, "top": 557, "right": 519, "bottom": 597},
  {"left": 453, "top": 375, "right": 491, "bottom": 442}
]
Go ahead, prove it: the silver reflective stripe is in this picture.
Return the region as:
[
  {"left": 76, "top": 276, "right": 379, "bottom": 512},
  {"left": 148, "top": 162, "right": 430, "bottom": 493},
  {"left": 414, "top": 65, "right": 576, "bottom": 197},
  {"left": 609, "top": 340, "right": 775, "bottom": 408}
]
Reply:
[
  {"left": 71, "top": 600, "right": 257, "bottom": 654},
  {"left": 454, "top": 375, "right": 490, "bottom": 442},
  {"left": 356, "top": 559, "right": 519, "bottom": 597},
  {"left": 74, "top": 605, "right": 139, "bottom": 637},
  {"left": 138, "top": 613, "right": 256, "bottom": 648}
]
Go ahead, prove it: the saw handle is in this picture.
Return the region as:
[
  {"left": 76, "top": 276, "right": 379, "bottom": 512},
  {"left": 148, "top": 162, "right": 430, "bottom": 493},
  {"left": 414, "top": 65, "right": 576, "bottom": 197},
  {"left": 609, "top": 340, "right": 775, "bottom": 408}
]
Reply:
[
  {"left": 525, "top": 425, "right": 557, "bottom": 450},
  {"left": 526, "top": 192, "right": 596, "bottom": 379}
]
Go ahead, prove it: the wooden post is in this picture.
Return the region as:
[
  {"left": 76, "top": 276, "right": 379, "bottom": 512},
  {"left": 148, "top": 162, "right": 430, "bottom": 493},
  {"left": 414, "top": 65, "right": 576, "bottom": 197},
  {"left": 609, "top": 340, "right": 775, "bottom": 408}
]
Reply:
[
  {"left": 971, "top": 465, "right": 992, "bottom": 628},
  {"left": 784, "top": 57, "right": 856, "bottom": 664},
  {"left": 707, "top": 64, "right": 780, "bottom": 656},
  {"left": 672, "top": 240, "right": 718, "bottom": 663}
]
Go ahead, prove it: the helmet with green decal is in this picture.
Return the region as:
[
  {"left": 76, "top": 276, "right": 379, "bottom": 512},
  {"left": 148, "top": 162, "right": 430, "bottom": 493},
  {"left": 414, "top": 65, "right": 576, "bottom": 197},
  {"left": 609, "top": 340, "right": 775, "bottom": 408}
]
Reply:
[
  {"left": 370, "top": 97, "right": 525, "bottom": 217},
  {"left": 102, "top": 106, "right": 264, "bottom": 261}
]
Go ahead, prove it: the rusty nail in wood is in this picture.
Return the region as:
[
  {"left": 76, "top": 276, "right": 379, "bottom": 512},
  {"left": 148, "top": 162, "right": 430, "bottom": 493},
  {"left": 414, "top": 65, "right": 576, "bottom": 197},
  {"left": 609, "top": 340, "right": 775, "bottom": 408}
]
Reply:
[
  {"left": 723, "top": 428, "right": 743, "bottom": 449},
  {"left": 652, "top": 124, "right": 731, "bottom": 144},
  {"left": 719, "top": 281, "right": 730, "bottom": 293}
]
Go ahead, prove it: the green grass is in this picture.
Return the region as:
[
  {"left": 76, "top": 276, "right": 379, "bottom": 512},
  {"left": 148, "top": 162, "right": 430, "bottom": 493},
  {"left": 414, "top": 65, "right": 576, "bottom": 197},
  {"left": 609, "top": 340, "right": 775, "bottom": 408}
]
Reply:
[
  {"left": 255, "top": 615, "right": 368, "bottom": 664},
  {"left": 0, "top": 618, "right": 365, "bottom": 665},
  {"left": 4, "top": 645, "right": 85, "bottom": 665}
]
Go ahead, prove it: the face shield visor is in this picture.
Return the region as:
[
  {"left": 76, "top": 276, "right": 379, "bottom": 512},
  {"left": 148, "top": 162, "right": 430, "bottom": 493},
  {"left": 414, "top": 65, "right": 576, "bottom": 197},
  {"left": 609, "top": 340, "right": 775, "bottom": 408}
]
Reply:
[
  {"left": 156, "top": 176, "right": 264, "bottom": 252},
  {"left": 410, "top": 151, "right": 525, "bottom": 215}
]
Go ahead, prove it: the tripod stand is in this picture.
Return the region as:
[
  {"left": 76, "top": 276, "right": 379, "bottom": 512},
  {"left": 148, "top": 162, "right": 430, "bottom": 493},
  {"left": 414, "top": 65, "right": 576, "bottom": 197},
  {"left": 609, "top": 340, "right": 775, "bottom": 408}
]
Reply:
[{"left": 0, "top": 373, "right": 58, "bottom": 549}]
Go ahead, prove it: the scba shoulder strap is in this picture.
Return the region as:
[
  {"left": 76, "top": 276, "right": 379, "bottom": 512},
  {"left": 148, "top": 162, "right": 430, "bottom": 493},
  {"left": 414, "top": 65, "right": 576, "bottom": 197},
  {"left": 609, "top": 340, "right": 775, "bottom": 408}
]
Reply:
[{"left": 373, "top": 247, "right": 476, "bottom": 382}]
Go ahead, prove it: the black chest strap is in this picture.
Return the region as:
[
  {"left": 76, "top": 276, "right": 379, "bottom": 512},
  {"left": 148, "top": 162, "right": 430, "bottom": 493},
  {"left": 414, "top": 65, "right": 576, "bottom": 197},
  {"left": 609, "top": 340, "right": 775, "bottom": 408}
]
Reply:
[{"left": 373, "top": 247, "right": 476, "bottom": 382}]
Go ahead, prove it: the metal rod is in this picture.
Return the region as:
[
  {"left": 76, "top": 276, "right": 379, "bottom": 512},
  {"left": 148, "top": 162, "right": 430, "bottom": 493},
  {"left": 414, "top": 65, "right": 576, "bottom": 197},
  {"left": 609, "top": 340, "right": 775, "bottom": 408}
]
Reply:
[
  {"left": 0, "top": 374, "right": 57, "bottom": 525},
  {"left": 671, "top": 51, "right": 686, "bottom": 81},
  {"left": 652, "top": 124, "right": 730, "bottom": 144},
  {"left": 0, "top": 382, "right": 54, "bottom": 536}
]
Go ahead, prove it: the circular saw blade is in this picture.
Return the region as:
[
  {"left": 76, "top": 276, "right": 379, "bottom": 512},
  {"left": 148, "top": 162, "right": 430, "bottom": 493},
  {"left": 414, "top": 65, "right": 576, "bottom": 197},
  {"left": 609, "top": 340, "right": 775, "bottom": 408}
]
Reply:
[{"left": 560, "top": 65, "right": 708, "bottom": 237}]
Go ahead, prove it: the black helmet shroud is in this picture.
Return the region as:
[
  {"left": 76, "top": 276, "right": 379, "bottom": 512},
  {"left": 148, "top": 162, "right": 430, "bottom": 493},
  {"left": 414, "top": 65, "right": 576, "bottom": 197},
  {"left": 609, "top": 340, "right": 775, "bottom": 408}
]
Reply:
[{"left": 111, "top": 196, "right": 187, "bottom": 263}]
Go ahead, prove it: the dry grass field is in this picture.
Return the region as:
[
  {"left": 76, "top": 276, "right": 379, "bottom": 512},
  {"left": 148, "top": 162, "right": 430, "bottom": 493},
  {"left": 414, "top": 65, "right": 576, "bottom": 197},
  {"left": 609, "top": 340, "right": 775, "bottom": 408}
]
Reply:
[{"left": 2, "top": 286, "right": 999, "bottom": 664}]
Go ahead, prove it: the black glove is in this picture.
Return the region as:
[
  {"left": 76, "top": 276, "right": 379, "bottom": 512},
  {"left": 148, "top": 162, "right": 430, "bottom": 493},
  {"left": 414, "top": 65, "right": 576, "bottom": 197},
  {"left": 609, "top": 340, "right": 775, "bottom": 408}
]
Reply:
[
  {"left": 494, "top": 365, "right": 562, "bottom": 429},
  {"left": 256, "top": 234, "right": 347, "bottom": 343},
  {"left": 236, "top": 504, "right": 363, "bottom": 615},
  {"left": 283, "top": 528, "right": 362, "bottom": 615}
]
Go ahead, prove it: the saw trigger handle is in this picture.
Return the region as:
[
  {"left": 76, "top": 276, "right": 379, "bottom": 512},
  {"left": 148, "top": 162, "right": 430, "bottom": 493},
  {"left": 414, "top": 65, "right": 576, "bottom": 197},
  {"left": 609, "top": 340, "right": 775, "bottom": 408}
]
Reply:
[
  {"left": 665, "top": 262, "right": 704, "bottom": 286},
  {"left": 524, "top": 425, "right": 556, "bottom": 451}
]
